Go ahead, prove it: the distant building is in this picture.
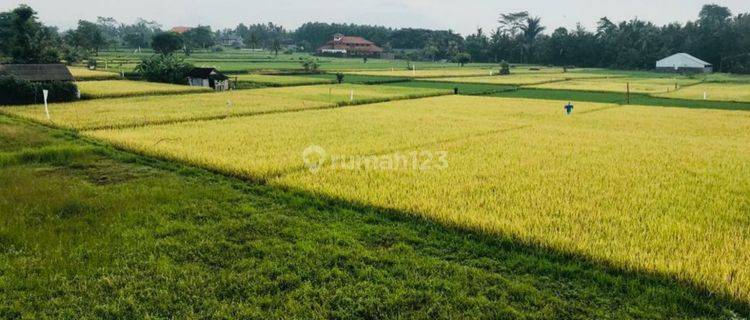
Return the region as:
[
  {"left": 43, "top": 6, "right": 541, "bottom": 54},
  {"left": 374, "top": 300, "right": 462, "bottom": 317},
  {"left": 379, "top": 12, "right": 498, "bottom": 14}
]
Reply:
[
  {"left": 219, "top": 34, "right": 244, "bottom": 48},
  {"left": 656, "top": 53, "right": 713, "bottom": 73},
  {"left": 0, "top": 64, "right": 75, "bottom": 82},
  {"left": 187, "top": 67, "right": 229, "bottom": 91},
  {"left": 170, "top": 26, "right": 192, "bottom": 34},
  {"left": 317, "top": 34, "right": 384, "bottom": 57}
]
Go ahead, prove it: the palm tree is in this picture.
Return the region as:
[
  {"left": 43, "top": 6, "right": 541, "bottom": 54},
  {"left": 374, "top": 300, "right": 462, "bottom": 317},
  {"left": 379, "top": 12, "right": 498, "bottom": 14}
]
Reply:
[
  {"left": 272, "top": 38, "right": 281, "bottom": 56},
  {"left": 520, "top": 17, "right": 546, "bottom": 63},
  {"left": 245, "top": 32, "right": 259, "bottom": 50}
]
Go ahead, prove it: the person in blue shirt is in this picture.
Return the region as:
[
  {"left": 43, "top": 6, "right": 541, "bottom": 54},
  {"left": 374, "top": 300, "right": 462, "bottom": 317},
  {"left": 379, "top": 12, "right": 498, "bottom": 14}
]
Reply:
[{"left": 564, "top": 102, "right": 574, "bottom": 115}]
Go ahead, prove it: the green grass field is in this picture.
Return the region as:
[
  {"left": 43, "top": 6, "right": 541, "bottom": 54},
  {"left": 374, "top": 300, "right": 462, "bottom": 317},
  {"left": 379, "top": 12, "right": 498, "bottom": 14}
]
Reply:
[
  {"left": 94, "top": 49, "right": 500, "bottom": 73},
  {"left": 383, "top": 80, "right": 516, "bottom": 95},
  {"left": 424, "top": 72, "right": 618, "bottom": 86}
]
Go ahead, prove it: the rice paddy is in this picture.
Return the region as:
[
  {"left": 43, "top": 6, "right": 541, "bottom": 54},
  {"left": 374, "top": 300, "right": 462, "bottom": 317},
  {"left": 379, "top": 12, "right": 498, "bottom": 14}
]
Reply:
[
  {"left": 1, "top": 91, "right": 332, "bottom": 130},
  {"left": 234, "top": 74, "right": 335, "bottom": 86},
  {"left": 528, "top": 77, "right": 703, "bottom": 94},
  {"left": 77, "top": 80, "right": 211, "bottom": 99},
  {"left": 81, "top": 95, "right": 750, "bottom": 304},
  {"left": 4, "top": 55, "right": 750, "bottom": 316},
  {"left": 246, "top": 83, "right": 451, "bottom": 104},
  {"left": 655, "top": 82, "right": 750, "bottom": 102},
  {"left": 344, "top": 68, "right": 499, "bottom": 78},
  {"left": 425, "top": 72, "right": 618, "bottom": 85},
  {"left": 67, "top": 67, "right": 121, "bottom": 81},
  {"left": 85, "top": 96, "right": 533, "bottom": 178},
  {"left": 343, "top": 66, "right": 574, "bottom": 79}
]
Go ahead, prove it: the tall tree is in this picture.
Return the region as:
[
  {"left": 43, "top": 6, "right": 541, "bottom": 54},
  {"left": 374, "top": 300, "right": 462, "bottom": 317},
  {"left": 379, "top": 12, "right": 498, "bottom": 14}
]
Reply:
[
  {"left": 65, "top": 20, "right": 107, "bottom": 55},
  {"left": 151, "top": 32, "right": 183, "bottom": 55},
  {"left": 1, "top": 5, "right": 60, "bottom": 63},
  {"left": 520, "top": 16, "right": 546, "bottom": 62},
  {"left": 465, "top": 28, "right": 489, "bottom": 62},
  {"left": 184, "top": 26, "right": 215, "bottom": 50},
  {"left": 499, "top": 11, "right": 530, "bottom": 37}
]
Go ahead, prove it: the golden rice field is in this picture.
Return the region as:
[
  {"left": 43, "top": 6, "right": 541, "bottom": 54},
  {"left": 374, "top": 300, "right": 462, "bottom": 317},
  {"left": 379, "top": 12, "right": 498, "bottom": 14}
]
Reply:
[
  {"left": 343, "top": 68, "right": 498, "bottom": 78},
  {"left": 234, "top": 74, "right": 334, "bottom": 86},
  {"left": 85, "top": 97, "right": 524, "bottom": 177},
  {"left": 655, "top": 82, "right": 750, "bottom": 103},
  {"left": 1, "top": 91, "right": 332, "bottom": 130},
  {"left": 247, "top": 83, "right": 451, "bottom": 104},
  {"left": 1, "top": 84, "right": 446, "bottom": 130},
  {"left": 67, "top": 67, "right": 121, "bottom": 81},
  {"left": 528, "top": 77, "right": 703, "bottom": 94},
  {"left": 426, "top": 72, "right": 619, "bottom": 85},
  {"left": 82, "top": 95, "right": 750, "bottom": 303},
  {"left": 77, "top": 80, "right": 211, "bottom": 99}
]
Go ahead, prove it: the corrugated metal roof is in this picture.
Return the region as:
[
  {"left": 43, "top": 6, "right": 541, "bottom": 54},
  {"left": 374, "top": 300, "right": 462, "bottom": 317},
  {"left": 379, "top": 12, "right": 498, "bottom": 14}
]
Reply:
[
  {"left": 0, "top": 64, "right": 75, "bottom": 82},
  {"left": 656, "top": 53, "right": 712, "bottom": 68}
]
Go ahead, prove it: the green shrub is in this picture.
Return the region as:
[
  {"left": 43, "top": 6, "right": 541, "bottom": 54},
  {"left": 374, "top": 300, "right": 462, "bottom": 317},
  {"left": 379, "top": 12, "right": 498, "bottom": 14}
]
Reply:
[
  {"left": 135, "top": 55, "right": 194, "bottom": 84},
  {"left": 0, "top": 76, "right": 78, "bottom": 105},
  {"left": 301, "top": 58, "right": 319, "bottom": 73},
  {"left": 499, "top": 60, "right": 511, "bottom": 75}
]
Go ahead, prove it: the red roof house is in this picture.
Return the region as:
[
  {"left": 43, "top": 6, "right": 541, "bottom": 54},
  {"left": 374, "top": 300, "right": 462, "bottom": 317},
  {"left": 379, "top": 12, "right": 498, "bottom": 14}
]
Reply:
[
  {"left": 317, "top": 34, "right": 384, "bottom": 57},
  {"left": 170, "top": 26, "right": 192, "bottom": 34}
]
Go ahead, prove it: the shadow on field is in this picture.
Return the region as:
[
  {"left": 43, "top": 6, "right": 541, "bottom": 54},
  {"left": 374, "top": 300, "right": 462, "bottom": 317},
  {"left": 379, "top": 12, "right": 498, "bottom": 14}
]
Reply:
[{"left": 1, "top": 114, "right": 749, "bottom": 318}]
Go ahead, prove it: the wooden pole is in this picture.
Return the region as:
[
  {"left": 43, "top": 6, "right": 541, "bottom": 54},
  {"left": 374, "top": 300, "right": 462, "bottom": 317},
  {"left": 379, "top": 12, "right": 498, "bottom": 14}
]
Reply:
[{"left": 626, "top": 82, "right": 630, "bottom": 104}]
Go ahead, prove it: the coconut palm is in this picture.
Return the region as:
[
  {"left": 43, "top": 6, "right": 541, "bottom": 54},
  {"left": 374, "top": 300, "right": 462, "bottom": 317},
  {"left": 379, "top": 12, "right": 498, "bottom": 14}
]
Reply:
[{"left": 520, "top": 17, "right": 546, "bottom": 63}]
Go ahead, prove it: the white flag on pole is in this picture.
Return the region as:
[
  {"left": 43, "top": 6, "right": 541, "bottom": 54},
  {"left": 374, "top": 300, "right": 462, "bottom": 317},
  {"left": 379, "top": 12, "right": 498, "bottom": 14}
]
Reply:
[{"left": 42, "top": 89, "right": 50, "bottom": 120}]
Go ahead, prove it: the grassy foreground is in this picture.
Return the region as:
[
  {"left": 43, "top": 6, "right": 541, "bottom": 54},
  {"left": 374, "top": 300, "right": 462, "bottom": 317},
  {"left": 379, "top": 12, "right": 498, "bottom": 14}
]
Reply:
[{"left": 1, "top": 114, "right": 748, "bottom": 319}]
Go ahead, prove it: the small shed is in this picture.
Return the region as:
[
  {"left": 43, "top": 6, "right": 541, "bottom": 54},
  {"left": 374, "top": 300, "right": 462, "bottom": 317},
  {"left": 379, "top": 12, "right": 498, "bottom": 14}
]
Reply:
[
  {"left": 0, "top": 64, "right": 75, "bottom": 82},
  {"left": 187, "top": 67, "right": 230, "bottom": 91},
  {"left": 656, "top": 53, "right": 713, "bottom": 73}
]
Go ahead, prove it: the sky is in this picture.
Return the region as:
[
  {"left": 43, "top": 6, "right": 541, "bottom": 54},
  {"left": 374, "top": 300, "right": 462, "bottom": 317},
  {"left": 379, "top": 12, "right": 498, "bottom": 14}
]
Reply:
[{"left": 3, "top": 0, "right": 750, "bottom": 35}]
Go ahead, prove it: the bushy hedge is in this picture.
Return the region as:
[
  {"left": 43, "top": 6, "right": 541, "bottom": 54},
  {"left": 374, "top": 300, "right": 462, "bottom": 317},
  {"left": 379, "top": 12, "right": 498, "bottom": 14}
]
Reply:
[
  {"left": 135, "top": 55, "right": 193, "bottom": 84},
  {"left": 0, "top": 76, "right": 78, "bottom": 105}
]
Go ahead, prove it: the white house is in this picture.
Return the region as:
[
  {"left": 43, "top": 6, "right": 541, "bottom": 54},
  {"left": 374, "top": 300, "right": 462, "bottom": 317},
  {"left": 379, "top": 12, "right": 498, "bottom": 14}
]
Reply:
[
  {"left": 187, "top": 67, "right": 230, "bottom": 91},
  {"left": 656, "top": 53, "right": 713, "bottom": 73}
]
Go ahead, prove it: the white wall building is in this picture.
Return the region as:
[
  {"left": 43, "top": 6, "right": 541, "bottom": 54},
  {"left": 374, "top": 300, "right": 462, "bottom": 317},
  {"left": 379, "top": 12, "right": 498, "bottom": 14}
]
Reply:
[
  {"left": 187, "top": 67, "right": 230, "bottom": 91},
  {"left": 656, "top": 53, "right": 713, "bottom": 73}
]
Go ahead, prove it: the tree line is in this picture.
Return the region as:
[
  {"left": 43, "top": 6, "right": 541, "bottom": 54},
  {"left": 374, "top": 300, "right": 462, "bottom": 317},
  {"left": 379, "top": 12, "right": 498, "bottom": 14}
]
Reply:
[
  {"left": 462, "top": 5, "right": 750, "bottom": 73},
  {"left": 1, "top": 4, "right": 749, "bottom": 73}
]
